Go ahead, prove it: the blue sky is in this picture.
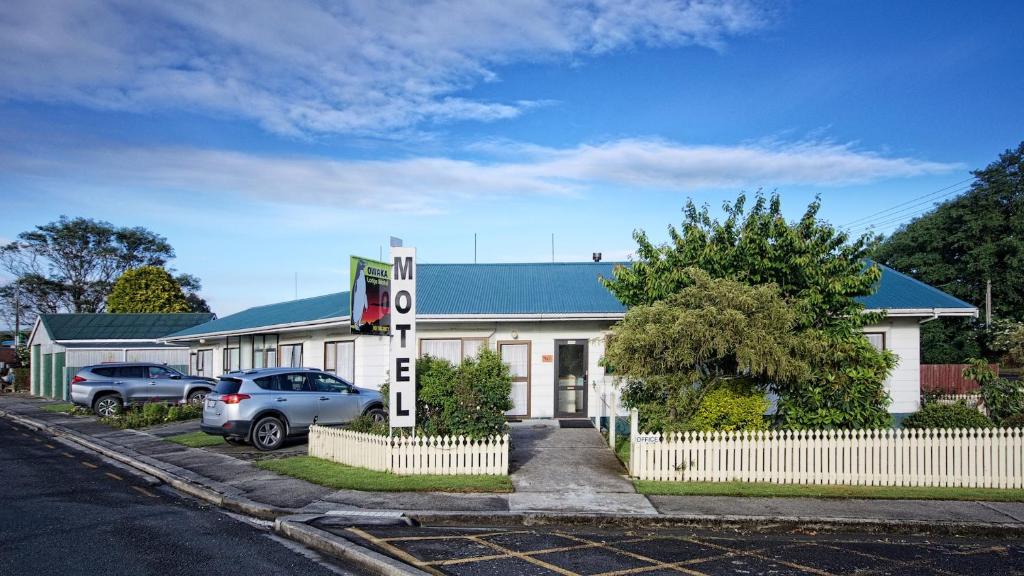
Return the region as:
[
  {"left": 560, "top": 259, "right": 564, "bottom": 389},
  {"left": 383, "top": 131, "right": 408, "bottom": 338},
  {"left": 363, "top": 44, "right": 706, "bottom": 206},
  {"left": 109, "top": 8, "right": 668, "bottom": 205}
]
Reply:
[{"left": 2, "top": 0, "right": 1022, "bottom": 316}]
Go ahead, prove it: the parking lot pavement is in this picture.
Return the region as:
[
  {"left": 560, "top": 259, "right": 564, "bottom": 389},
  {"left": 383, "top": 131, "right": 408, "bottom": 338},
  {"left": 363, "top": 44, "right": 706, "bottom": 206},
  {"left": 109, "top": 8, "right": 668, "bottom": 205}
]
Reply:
[{"left": 331, "top": 523, "right": 1024, "bottom": 576}]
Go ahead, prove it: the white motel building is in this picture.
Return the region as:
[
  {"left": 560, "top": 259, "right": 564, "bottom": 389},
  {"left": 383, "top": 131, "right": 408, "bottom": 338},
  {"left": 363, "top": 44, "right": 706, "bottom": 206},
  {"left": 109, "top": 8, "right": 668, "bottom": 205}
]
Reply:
[{"left": 163, "top": 262, "right": 977, "bottom": 420}]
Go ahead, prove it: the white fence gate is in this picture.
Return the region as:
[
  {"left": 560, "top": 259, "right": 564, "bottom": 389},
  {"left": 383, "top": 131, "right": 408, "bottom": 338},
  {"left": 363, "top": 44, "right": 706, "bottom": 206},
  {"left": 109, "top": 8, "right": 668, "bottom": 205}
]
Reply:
[
  {"left": 308, "top": 425, "right": 509, "bottom": 476},
  {"left": 631, "top": 425, "right": 1024, "bottom": 488}
]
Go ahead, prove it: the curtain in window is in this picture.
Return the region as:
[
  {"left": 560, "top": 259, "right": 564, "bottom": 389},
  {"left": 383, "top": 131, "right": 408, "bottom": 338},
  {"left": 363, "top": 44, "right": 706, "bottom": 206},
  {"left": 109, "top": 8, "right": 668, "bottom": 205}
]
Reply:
[
  {"left": 463, "top": 338, "right": 487, "bottom": 359},
  {"left": 421, "top": 339, "right": 461, "bottom": 365},
  {"left": 279, "top": 344, "right": 302, "bottom": 367},
  {"left": 337, "top": 341, "right": 355, "bottom": 383},
  {"left": 864, "top": 333, "right": 885, "bottom": 351},
  {"left": 501, "top": 343, "right": 529, "bottom": 416}
]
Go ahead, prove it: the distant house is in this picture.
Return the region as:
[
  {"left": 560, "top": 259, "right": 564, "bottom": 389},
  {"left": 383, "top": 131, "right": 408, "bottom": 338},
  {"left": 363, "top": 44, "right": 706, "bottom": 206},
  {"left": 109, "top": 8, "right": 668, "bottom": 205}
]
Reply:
[
  {"left": 164, "top": 262, "right": 976, "bottom": 421},
  {"left": 27, "top": 313, "right": 215, "bottom": 400}
]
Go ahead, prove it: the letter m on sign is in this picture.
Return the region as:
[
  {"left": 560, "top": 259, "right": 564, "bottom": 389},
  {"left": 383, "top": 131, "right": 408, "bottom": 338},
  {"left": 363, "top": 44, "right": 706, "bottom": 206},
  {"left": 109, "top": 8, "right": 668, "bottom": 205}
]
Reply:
[{"left": 394, "top": 256, "right": 413, "bottom": 280}]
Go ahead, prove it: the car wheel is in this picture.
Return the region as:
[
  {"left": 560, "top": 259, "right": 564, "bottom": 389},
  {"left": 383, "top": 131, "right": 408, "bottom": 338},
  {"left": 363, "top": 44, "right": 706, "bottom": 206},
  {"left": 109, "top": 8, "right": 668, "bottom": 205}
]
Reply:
[
  {"left": 365, "top": 407, "right": 387, "bottom": 424},
  {"left": 252, "top": 416, "right": 285, "bottom": 451},
  {"left": 224, "top": 436, "right": 248, "bottom": 446},
  {"left": 93, "top": 395, "right": 123, "bottom": 418},
  {"left": 187, "top": 389, "right": 209, "bottom": 406}
]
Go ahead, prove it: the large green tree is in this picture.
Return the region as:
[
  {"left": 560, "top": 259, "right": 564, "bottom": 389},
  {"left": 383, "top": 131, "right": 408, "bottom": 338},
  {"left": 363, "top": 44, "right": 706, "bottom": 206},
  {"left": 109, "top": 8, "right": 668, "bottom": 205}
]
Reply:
[
  {"left": 0, "top": 216, "right": 209, "bottom": 315},
  {"left": 604, "top": 192, "right": 896, "bottom": 429},
  {"left": 873, "top": 142, "right": 1024, "bottom": 363},
  {"left": 107, "top": 266, "right": 192, "bottom": 313}
]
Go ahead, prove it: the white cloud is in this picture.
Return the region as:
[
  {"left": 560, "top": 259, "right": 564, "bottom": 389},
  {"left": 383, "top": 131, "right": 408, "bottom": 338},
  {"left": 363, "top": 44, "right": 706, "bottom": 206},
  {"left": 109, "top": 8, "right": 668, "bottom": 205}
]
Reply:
[
  {"left": 0, "top": 0, "right": 767, "bottom": 135},
  {"left": 1, "top": 139, "right": 961, "bottom": 212}
]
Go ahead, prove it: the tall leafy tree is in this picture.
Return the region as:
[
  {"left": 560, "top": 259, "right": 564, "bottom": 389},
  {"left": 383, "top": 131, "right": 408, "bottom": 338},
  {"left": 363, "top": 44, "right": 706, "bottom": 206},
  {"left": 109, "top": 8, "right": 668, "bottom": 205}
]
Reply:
[
  {"left": 604, "top": 192, "right": 896, "bottom": 429},
  {"left": 0, "top": 216, "right": 208, "bottom": 315},
  {"left": 873, "top": 142, "right": 1024, "bottom": 362},
  {"left": 107, "top": 266, "right": 192, "bottom": 313}
]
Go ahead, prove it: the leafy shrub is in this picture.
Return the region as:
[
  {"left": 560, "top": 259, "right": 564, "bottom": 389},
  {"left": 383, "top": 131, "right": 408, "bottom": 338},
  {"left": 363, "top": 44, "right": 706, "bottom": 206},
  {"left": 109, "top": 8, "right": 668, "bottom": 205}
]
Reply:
[
  {"left": 379, "top": 348, "right": 513, "bottom": 438},
  {"left": 1001, "top": 413, "right": 1024, "bottom": 428},
  {"left": 964, "top": 358, "right": 1024, "bottom": 423},
  {"left": 902, "top": 402, "right": 993, "bottom": 429},
  {"left": 346, "top": 415, "right": 388, "bottom": 436},
  {"left": 686, "top": 379, "right": 769, "bottom": 432},
  {"left": 102, "top": 402, "right": 202, "bottom": 429}
]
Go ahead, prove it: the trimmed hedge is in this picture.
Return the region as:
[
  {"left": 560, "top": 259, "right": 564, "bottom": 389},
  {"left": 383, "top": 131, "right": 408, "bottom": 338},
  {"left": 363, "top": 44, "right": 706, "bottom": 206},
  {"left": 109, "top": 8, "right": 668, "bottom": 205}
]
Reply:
[
  {"left": 902, "top": 402, "right": 993, "bottom": 429},
  {"left": 687, "top": 379, "right": 769, "bottom": 432}
]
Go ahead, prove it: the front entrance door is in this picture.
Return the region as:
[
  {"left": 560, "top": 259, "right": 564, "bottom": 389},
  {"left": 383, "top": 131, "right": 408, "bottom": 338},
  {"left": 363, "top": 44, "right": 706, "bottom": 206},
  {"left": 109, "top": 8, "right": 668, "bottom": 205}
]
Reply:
[{"left": 555, "top": 340, "right": 588, "bottom": 418}]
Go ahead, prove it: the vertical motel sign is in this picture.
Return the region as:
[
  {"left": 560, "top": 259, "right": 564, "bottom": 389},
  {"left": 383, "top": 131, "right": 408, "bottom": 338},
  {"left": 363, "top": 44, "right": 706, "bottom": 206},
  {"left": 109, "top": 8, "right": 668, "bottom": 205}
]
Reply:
[{"left": 389, "top": 246, "right": 416, "bottom": 429}]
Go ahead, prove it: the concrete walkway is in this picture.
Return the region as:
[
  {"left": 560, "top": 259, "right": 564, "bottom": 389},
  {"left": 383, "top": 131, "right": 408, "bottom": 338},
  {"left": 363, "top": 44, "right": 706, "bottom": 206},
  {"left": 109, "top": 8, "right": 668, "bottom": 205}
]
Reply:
[{"left": 508, "top": 420, "right": 656, "bottom": 514}]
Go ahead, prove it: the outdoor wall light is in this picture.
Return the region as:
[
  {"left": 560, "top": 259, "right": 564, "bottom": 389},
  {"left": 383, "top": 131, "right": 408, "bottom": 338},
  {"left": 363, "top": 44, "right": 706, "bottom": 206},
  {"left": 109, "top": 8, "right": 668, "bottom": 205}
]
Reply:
[{"left": 511, "top": 330, "right": 519, "bottom": 340}]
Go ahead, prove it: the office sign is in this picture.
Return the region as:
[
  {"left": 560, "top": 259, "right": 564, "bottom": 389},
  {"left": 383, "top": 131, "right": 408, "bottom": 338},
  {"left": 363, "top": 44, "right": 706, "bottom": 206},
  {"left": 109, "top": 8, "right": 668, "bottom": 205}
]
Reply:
[
  {"left": 350, "top": 256, "right": 391, "bottom": 335},
  {"left": 389, "top": 246, "right": 416, "bottom": 429}
]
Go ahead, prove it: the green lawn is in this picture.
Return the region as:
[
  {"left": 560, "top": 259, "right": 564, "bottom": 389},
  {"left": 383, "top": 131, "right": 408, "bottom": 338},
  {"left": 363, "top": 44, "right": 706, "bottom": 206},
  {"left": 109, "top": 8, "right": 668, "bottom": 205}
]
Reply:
[
  {"left": 635, "top": 480, "right": 1024, "bottom": 502},
  {"left": 40, "top": 402, "right": 76, "bottom": 414},
  {"left": 165, "top": 431, "right": 226, "bottom": 448},
  {"left": 256, "top": 456, "right": 513, "bottom": 493}
]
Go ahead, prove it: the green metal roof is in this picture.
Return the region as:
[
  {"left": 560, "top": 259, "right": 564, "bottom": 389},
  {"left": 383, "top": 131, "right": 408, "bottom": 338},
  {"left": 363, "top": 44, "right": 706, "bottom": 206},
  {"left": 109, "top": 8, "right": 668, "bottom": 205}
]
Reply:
[
  {"left": 39, "top": 313, "right": 215, "bottom": 341},
  {"left": 167, "top": 261, "right": 976, "bottom": 339}
]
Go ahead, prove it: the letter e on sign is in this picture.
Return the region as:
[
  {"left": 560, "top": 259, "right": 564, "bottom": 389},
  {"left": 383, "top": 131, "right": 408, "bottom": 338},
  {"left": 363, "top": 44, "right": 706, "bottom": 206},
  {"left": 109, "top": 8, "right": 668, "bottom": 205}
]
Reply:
[{"left": 388, "top": 247, "right": 416, "bottom": 428}]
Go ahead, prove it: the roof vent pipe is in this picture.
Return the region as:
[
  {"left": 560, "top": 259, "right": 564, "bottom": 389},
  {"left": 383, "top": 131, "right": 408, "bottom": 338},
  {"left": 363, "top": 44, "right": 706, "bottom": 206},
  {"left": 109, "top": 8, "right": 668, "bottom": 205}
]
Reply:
[{"left": 592, "top": 252, "right": 602, "bottom": 262}]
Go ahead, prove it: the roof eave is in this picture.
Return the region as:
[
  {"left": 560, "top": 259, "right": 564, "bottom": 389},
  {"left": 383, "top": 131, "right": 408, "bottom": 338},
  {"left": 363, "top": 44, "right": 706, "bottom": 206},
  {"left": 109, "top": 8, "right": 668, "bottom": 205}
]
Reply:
[{"left": 866, "top": 307, "right": 979, "bottom": 318}]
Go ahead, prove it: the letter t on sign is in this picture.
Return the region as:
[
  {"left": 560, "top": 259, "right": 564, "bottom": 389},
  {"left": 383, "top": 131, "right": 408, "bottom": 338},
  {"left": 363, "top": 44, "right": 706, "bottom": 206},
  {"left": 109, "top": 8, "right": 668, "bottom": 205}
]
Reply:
[{"left": 388, "top": 246, "right": 416, "bottom": 429}]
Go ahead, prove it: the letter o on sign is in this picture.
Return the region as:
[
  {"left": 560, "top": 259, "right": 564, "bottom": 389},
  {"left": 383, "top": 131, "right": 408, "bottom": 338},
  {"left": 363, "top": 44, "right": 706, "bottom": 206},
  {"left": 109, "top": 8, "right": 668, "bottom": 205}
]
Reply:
[{"left": 395, "top": 290, "right": 412, "bottom": 314}]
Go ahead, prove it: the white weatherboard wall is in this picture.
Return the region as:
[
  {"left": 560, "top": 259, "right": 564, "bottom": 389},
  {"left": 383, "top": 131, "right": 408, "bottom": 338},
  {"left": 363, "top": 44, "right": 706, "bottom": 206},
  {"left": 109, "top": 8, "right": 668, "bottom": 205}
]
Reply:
[{"left": 863, "top": 317, "right": 921, "bottom": 414}]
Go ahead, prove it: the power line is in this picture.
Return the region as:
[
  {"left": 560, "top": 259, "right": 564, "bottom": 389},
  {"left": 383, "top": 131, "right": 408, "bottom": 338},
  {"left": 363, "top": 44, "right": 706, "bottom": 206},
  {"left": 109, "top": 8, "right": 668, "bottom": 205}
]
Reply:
[
  {"left": 844, "top": 183, "right": 972, "bottom": 234},
  {"left": 846, "top": 189, "right": 969, "bottom": 235},
  {"left": 840, "top": 176, "right": 974, "bottom": 229}
]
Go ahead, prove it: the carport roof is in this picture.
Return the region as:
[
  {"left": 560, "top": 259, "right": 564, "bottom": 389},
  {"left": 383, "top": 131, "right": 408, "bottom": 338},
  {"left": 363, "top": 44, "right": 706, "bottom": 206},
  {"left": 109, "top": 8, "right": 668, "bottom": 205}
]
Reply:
[
  {"left": 39, "top": 313, "right": 215, "bottom": 342},
  {"left": 165, "top": 261, "right": 977, "bottom": 339}
]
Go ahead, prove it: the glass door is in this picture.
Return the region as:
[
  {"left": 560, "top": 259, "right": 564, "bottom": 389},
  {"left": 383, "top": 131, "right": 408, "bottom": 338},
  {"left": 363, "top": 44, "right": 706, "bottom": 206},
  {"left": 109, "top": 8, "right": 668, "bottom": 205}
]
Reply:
[{"left": 555, "top": 340, "right": 587, "bottom": 418}]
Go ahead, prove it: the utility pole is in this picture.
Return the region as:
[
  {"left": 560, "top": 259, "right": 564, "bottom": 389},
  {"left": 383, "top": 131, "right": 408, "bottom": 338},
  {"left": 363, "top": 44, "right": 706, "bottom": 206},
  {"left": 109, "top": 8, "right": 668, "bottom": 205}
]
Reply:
[
  {"left": 14, "top": 281, "right": 20, "bottom": 348},
  {"left": 986, "top": 279, "right": 992, "bottom": 326},
  {"left": 294, "top": 272, "right": 298, "bottom": 300},
  {"left": 474, "top": 233, "right": 477, "bottom": 264},
  {"left": 551, "top": 233, "right": 554, "bottom": 263}
]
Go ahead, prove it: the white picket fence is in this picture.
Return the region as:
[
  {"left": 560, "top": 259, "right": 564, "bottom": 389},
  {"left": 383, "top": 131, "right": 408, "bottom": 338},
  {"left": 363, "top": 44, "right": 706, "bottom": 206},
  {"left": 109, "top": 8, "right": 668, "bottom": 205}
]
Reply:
[
  {"left": 308, "top": 425, "right": 509, "bottom": 476},
  {"left": 631, "top": 427, "right": 1024, "bottom": 488},
  {"left": 933, "top": 394, "right": 987, "bottom": 415}
]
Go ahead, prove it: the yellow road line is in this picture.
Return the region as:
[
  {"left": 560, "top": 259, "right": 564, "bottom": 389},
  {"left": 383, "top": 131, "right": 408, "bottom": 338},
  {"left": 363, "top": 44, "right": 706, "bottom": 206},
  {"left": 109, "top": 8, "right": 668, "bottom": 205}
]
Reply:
[
  {"left": 468, "top": 535, "right": 582, "bottom": 576},
  {"left": 131, "top": 486, "right": 159, "bottom": 498},
  {"left": 347, "top": 528, "right": 445, "bottom": 576},
  {"left": 81, "top": 461, "right": 98, "bottom": 469},
  {"left": 105, "top": 472, "right": 124, "bottom": 481}
]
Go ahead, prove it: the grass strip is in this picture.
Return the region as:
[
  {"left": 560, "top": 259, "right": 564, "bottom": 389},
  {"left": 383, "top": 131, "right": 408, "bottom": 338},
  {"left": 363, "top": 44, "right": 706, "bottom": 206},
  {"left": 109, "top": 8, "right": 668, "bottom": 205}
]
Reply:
[
  {"left": 40, "top": 402, "right": 76, "bottom": 414},
  {"left": 635, "top": 480, "right": 1024, "bottom": 501},
  {"left": 165, "top": 431, "right": 226, "bottom": 448},
  {"left": 256, "top": 455, "right": 513, "bottom": 493}
]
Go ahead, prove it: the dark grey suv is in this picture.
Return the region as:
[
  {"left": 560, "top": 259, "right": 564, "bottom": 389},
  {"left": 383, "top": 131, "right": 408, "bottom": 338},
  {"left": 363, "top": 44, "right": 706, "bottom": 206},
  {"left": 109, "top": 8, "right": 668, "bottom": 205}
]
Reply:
[
  {"left": 70, "top": 363, "right": 216, "bottom": 417},
  {"left": 201, "top": 367, "right": 385, "bottom": 450}
]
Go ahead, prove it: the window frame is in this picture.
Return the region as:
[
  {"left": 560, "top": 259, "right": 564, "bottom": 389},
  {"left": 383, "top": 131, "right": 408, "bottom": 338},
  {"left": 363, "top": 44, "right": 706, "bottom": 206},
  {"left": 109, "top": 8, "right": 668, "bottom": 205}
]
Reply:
[
  {"left": 863, "top": 331, "right": 887, "bottom": 351},
  {"left": 278, "top": 343, "right": 303, "bottom": 368},
  {"left": 324, "top": 340, "right": 356, "bottom": 383},
  {"left": 418, "top": 337, "right": 491, "bottom": 364}
]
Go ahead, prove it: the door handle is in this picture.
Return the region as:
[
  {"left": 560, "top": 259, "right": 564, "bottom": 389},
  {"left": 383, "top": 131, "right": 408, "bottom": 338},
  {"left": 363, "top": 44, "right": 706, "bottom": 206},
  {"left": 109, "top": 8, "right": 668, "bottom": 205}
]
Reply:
[
  {"left": 319, "top": 396, "right": 330, "bottom": 401},
  {"left": 276, "top": 397, "right": 287, "bottom": 402}
]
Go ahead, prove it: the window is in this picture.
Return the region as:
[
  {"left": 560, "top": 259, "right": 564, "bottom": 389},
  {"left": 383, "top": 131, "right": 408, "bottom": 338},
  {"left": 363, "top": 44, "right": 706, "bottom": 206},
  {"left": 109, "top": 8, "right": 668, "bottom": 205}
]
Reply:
[
  {"left": 279, "top": 344, "right": 303, "bottom": 368},
  {"left": 325, "top": 341, "right": 356, "bottom": 383},
  {"left": 420, "top": 338, "right": 489, "bottom": 365},
  {"left": 116, "top": 366, "right": 146, "bottom": 379},
  {"left": 93, "top": 367, "right": 116, "bottom": 378},
  {"left": 276, "top": 373, "right": 310, "bottom": 392},
  {"left": 864, "top": 332, "right": 886, "bottom": 351},
  {"left": 215, "top": 378, "right": 242, "bottom": 394},
  {"left": 224, "top": 336, "right": 241, "bottom": 372},
  {"left": 310, "top": 372, "right": 351, "bottom": 393},
  {"left": 192, "top": 349, "right": 213, "bottom": 377},
  {"left": 148, "top": 366, "right": 175, "bottom": 379},
  {"left": 252, "top": 335, "right": 279, "bottom": 368}
]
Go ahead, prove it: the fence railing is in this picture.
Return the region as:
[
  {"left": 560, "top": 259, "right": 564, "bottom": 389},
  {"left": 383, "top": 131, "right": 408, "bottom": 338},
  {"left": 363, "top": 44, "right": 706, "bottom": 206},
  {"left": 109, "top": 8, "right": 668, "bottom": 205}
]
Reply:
[
  {"left": 308, "top": 425, "right": 509, "bottom": 476},
  {"left": 921, "top": 363, "right": 998, "bottom": 394},
  {"left": 630, "top": 426, "right": 1023, "bottom": 488},
  {"left": 933, "top": 393, "right": 987, "bottom": 415}
]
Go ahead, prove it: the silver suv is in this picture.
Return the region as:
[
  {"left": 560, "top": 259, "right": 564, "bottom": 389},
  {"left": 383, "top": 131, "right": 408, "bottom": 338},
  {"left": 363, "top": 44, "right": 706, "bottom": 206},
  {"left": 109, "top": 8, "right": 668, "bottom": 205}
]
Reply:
[
  {"left": 200, "top": 368, "right": 386, "bottom": 451},
  {"left": 70, "top": 363, "right": 216, "bottom": 417}
]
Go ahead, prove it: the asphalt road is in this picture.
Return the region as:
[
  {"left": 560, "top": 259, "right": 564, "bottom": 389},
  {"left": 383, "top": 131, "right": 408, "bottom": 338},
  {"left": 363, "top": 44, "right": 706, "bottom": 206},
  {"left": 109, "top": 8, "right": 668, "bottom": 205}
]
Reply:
[
  {"left": 0, "top": 417, "right": 364, "bottom": 576},
  {"left": 333, "top": 521, "right": 1024, "bottom": 576}
]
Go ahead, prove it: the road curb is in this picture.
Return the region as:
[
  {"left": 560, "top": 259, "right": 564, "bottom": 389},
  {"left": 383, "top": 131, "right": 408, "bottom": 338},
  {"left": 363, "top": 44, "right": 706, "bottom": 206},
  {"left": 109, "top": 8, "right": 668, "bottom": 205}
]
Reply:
[
  {"left": 407, "top": 510, "right": 1024, "bottom": 537},
  {"left": 275, "top": 515, "right": 430, "bottom": 576}
]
